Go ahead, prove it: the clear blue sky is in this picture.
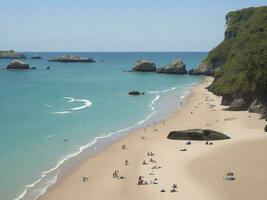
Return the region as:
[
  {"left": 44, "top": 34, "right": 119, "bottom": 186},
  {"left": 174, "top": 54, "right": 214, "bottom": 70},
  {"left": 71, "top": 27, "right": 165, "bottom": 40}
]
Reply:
[{"left": 0, "top": 0, "right": 266, "bottom": 52}]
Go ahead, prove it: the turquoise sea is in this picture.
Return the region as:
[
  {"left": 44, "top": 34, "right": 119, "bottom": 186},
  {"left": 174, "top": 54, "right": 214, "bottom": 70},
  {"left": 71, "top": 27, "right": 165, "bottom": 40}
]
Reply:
[{"left": 0, "top": 52, "right": 206, "bottom": 200}]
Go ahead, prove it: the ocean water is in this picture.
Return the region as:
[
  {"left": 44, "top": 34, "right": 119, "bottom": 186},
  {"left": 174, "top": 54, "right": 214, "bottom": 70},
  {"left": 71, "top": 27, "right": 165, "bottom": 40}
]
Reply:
[{"left": 0, "top": 52, "right": 206, "bottom": 200}]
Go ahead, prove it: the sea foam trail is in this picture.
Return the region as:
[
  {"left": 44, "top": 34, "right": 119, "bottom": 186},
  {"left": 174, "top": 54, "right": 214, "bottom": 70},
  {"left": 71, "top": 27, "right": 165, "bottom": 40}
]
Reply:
[{"left": 51, "top": 97, "right": 92, "bottom": 114}]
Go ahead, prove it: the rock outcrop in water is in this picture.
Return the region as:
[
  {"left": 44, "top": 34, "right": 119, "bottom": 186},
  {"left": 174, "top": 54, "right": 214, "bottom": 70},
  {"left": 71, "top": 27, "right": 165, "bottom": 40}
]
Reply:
[
  {"left": 128, "top": 91, "right": 145, "bottom": 95},
  {"left": 6, "top": 60, "right": 30, "bottom": 69},
  {"left": 0, "top": 50, "right": 26, "bottom": 59},
  {"left": 50, "top": 55, "right": 96, "bottom": 63},
  {"left": 157, "top": 59, "right": 187, "bottom": 74},
  {"left": 131, "top": 60, "right": 156, "bottom": 72},
  {"left": 31, "top": 55, "right": 42, "bottom": 59}
]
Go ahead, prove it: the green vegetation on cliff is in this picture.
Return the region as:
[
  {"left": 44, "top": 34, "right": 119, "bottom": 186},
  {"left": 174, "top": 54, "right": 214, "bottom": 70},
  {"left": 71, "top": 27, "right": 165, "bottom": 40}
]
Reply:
[{"left": 207, "top": 6, "right": 267, "bottom": 99}]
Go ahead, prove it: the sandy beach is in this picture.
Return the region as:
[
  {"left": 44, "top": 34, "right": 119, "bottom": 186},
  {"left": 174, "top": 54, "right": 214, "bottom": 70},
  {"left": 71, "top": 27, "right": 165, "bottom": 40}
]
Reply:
[{"left": 39, "top": 77, "right": 267, "bottom": 200}]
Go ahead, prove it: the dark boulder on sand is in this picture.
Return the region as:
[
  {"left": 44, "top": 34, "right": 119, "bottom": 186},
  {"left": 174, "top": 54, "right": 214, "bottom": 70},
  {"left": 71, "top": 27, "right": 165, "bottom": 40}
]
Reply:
[
  {"left": 167, "top": 129, "right": 231, "bottom": 141},
  {"left": 6, "top": 60, "right": 30, "bottom": 69},
  {"left": 265, "top": 124, "right": 267, "bottom": 132},
  {"left": 131, "top": 60, "right": 156, "bottom": 72},
  {"left": 50, "top": 54, "right": 96, "bottom": 63},
  {"left": 128, "top": 91, "right": 145, "bottom": 95},
  {"left": 156, "top": 59, "right": 187, "bottom": 74}
]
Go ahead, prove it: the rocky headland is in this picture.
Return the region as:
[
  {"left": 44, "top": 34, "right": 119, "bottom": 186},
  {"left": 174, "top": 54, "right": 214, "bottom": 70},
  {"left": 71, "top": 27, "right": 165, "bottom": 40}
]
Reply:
[{"left": 0, "top": 50, "right": 26, "bottom": 59}]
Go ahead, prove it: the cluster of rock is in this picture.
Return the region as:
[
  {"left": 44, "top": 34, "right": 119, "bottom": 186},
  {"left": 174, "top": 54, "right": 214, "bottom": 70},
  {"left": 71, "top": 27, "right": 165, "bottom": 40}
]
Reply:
[
  {"left": 0, "top": 50, "right": 26, "bottom": 59},
  {"left": 50, "top": 55, "right": 96, "bottom": 63},
  {"left": 131, "top": 59, "right": 188, "bottom": 74}
]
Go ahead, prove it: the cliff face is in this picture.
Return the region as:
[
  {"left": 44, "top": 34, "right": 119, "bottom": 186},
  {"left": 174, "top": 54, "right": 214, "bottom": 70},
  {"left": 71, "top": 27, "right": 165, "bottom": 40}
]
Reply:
[{"left": 192, "top": 6, "right": 267, "bottom": 118}]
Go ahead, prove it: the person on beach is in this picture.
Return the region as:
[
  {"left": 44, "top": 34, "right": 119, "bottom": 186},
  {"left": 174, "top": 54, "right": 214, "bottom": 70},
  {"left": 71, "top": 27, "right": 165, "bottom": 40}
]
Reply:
[
  {"left": 142, "top": 160, "right": 147, "bottom": 165},
  {"left": 82, "top": 176, "right": 88, "bottom": 182}
]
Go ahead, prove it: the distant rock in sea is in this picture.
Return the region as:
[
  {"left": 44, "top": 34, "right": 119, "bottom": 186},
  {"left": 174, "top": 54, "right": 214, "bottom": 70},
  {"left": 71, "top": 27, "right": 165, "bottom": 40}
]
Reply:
[
  {"left": 0, "top": 50, "right": 26, "bottom": 59},
  {"left": 128, "top": 91, "right": 145, "bottom": 95},
  {"left": 6, "top": 60, "right": 30, "bottom": 69},
  {"left": 49, "top": 55, "right": 96, "bottom": 63},
  {"left": 31, "top": 55, "right": 42, "bottom": 59},
  {"left": 156, "top": 59, "right": 187, "bottom": 74},
  {"left": 131, "top": 60, "right": 156, "bottom": 72}
]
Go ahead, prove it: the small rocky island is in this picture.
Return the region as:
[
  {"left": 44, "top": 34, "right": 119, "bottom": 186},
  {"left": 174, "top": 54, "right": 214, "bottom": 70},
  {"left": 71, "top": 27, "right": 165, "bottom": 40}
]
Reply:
[
  {"left": 6, "top": 60, "right": 30, "bottom": 70},
  {"left": 0, "top": 50, "right": 26, "bottom": 59},
  {"left": 31, "top": 55, "right": 42, "bottom": 59},
  {"left": 131, "top": 60, "right": 156, "bottom": 72},
  {"left": 50, "top": 55, "right": 96, "bottom": 63},
  {"left": 157, "top": 59, "right": 188, "bottom": 74}
]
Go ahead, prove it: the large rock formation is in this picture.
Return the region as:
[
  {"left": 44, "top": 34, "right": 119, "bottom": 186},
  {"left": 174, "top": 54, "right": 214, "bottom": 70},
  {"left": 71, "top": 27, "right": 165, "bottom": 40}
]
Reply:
[
  {"left": 156, "top": 59, "right": 187, "bottom": 74},
  {"left": 167, "top": 129, "right": 231, "bottom": 141},
  {"left": 0, "top": 50, "right": 26, "bottom": 59},
  {"left": 190, "top": 6, "right": 267, "bottom": 118},
  {"left": 131, "top": 60, "right": 156, "bottom": 72},
  {"left": 50, "top": 55, "right": 96, "bottom": 63},
  {"left": 6, "top": 60, "right": 30, "bottom": 69}
]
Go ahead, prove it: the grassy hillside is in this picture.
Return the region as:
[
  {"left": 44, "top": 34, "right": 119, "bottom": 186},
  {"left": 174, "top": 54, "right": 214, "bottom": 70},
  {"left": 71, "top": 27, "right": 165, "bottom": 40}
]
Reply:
[
  {"left": 208, "top": 6, "right": 267, "bottom": 98},
  {"left": 198, "top": 6, "right": 267, "bottom": 117}
]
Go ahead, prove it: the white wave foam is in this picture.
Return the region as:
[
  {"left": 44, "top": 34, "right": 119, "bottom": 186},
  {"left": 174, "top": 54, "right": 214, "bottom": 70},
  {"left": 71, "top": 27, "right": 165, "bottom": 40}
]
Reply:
[
  {"left": 51, "top": 111, "right": 71, "bottom": 114},
  {"left": 51, "top": 97, "right": 92, "bottom": 114}
]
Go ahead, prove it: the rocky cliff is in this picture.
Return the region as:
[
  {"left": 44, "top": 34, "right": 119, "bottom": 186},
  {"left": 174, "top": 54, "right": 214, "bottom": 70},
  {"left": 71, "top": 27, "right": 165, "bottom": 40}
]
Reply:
[{"left": 191, "top": 6, "right": 267, "bottom": 118}]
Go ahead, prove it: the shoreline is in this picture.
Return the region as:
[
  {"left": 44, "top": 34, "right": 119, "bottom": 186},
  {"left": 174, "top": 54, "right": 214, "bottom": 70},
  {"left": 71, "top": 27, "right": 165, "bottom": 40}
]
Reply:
[
  {"left": 39, "top": 76, "right": 266, "bottom": 200},
  {"left": 17, "top": 78, "right": 200, "bottom": 200}
]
